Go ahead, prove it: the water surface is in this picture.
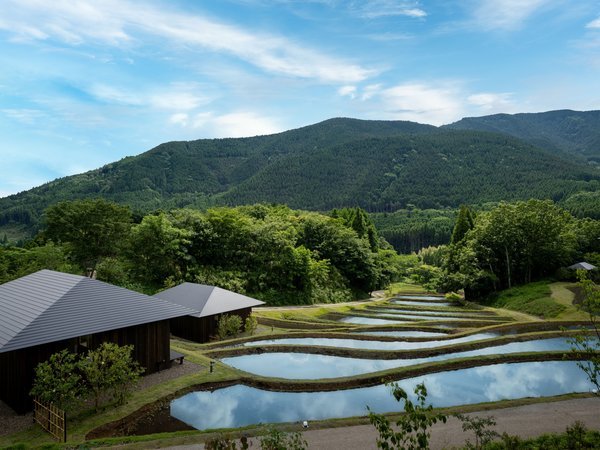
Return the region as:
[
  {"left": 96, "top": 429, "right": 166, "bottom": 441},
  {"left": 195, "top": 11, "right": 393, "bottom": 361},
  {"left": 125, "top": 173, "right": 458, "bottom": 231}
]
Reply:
[
  {"left": 223, "top": 338, "right": 573, "bottom": 379},
  {"left": 354, "top": 330, "right": 448, "bottom": 338},
  {"left": 172, "top": 361, "right": 593, "bottom": 431},
  {"left": 392, "top": 300, "right": 452, "bottom": 307},
  {"left": 242, "top": 332, "right": 500, "bottom": 350}
]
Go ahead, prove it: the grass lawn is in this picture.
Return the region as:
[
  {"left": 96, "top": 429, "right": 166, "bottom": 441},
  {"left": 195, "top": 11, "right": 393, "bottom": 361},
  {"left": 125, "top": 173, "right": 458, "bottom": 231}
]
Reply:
[
  {"left": 386, "top": 282, "right": 430, "bottom": 296},
  {"left": 488, "top": 280, "right": 589, "bottom": 321}
]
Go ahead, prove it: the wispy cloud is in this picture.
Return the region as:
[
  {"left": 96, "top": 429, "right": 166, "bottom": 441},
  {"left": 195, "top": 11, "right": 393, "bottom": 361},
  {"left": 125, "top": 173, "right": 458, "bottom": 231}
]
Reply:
[
  {"left": 0, "top": 0, "right": 374, "bottom": 83},
  {"left": 467, "top": 92, "right": 515, "bottom": 112},
  {"left": 379, "top": 82, "right": 464, "bottom": 125},
  {"left": 338, "top": 85, "right": 357, "bottom": 98},
  {"left": 586, "top": 16, "right": 600, "bottom": 29},
  {"left": 346, "top": 82, "right": 520, "bottom": 125},
  {"left": 88, "top": 82, "right": 211, "bottom": 111},
  {"left": 469, "top": 0, "right": 551, "bottom": 31},
  {"left": 2, "top": 108, "right": 46, "bottom": 124},
  {"left": 351, "top": 1, "right": 427, "bottom": 19},
  {"left": 169, "top": 110, "right": 282, "bottom": 138}
]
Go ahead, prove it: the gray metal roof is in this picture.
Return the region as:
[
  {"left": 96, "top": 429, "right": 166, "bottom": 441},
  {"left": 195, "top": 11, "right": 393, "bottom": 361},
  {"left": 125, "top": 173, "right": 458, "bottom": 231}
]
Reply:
[
  {"left": 0, "top": 270, "right": 196, "bottom": 354},
  {"left": 155, "top": 282, "right": 265, "bottom": 318},
  {"left": 568, "top": 262, "right": 597, "bottom": 270}
]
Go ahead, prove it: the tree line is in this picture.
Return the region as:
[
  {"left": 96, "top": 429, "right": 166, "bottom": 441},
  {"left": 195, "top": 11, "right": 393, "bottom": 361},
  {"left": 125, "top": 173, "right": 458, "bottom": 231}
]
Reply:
[
  {"left": 0, "top": 200, "right": 406, "bottom": 305},
  {"left": 417, "top": 200, "right": 600, "bottom": 300}
]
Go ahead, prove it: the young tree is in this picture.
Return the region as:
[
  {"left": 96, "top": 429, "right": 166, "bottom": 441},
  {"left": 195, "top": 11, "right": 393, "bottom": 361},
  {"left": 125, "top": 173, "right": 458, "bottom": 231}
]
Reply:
[
  {"left": 569, "top": 271, "right": 600, "bottom": 394},
  {"left": 455, "top": 414, "right": 499, "bottom": 449},
  {"left": 79, "top": 343, "right": 143, "bottom": 410},
  {"left": 30, "top": 349, "right": 83, "bottom": 412},
  {"left": 368, "top": 383, "right": 446, "bottom": 450},
  {"left": 259, "top": 426, "right": 307, "bottom": 450}
]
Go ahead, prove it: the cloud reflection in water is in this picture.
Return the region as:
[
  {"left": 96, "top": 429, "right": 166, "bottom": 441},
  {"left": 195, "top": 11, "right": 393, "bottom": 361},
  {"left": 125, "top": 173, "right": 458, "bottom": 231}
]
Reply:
[{"left": 171, "top": 361, "right": 594, "bottom": 431}]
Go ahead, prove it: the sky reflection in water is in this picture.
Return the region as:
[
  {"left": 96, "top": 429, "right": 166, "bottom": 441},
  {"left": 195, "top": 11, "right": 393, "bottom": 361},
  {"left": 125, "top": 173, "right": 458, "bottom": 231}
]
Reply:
[
  {"left": 223, "top": 338, "right": 573, "bottom": 379},
  {"left": 171, "top": 361, "right": 593, "bottom": 431},
  {"left": 242, "top": 333, "right": 500, "bottom": 350},
  {"left": 354, "top": 330, "right": 449, "bottom": 337}
]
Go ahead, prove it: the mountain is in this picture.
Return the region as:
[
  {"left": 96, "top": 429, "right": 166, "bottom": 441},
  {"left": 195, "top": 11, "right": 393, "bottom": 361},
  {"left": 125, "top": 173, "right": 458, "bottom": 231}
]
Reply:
[
  {"left": 1, "top": 113, "right": 599, "bottom": 239},
  {"left": 445, "top": 109, "right": 600, "bottom": 163}
]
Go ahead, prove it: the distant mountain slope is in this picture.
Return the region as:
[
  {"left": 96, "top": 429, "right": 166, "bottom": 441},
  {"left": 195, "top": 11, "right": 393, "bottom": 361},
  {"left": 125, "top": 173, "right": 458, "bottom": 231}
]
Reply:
[
  {"left": 0, "top": 114, "right": 598, "bottom": 239},
  {"left": 219, "top": 131, "right": 598, "bottom": 210},
  {"left": 445, "top": 109, "right": 600, "bottom": 162}
]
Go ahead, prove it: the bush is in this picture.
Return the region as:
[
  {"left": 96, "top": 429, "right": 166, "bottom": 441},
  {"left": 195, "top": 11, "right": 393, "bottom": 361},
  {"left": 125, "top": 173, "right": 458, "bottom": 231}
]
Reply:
[
  {"left": 259, "top": 426, "right": 307, "bottom": 450},
  {"left": 216, "top": 314, "right": 243, "bottom": 340},
  {"left": 244, "top": 315, "right": 258, "bottom": 334}
]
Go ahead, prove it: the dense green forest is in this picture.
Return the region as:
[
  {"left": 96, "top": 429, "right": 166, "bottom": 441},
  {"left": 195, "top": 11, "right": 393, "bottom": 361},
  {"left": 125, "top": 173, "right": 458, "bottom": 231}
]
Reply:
[
  {"left": 418, "top": 200, "right": 600, "bottom": 300},
  {"left": 0, "top": 201, "right": 406, "bottom": 305},
  {"left": 1, "top": 112, "right": 599, "bottom": 243},
  {"left": 446, "top": 109, "right": 600, "bottom": 163}
]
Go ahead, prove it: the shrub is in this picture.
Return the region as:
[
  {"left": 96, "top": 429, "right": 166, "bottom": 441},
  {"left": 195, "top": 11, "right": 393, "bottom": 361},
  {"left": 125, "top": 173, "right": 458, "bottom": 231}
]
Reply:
[
  {"left": 216, "top": 314, "right": 243, "bottom": 340},
  {"left": 244, "top": 315, "right": 258, "bottom": 334}
]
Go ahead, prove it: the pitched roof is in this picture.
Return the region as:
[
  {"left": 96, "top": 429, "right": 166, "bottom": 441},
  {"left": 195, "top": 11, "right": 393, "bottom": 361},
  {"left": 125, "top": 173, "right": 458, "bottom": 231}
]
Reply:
[
  {"left": 154, "top": 282, "right": 264, "bottom": 318},
  {"left": 0, "top": 270, "right": 195, "bottom": 354},
  {"left": 568, "top": 262, "right": 597, "bottom": 270}
]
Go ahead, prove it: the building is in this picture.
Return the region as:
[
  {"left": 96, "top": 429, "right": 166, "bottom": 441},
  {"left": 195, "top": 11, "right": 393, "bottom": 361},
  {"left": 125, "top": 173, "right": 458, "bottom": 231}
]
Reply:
[
  {"left": 155, "top": 282, "right": 265, "bottom": 343},
  {"left": 567, "top": 262, "right": 597, "bottom": 271},
  {"left": 0, "top": 270, "right": 194, "bottom": 413}
]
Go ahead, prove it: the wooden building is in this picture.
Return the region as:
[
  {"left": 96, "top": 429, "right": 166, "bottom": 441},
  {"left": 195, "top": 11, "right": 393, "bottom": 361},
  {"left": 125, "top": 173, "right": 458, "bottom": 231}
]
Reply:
[
  {"left": 0, "top": 270, "right": 194, "bottom": 413},
  {"left": 155, "top": 283, "right": 265, "bottom": 343}
]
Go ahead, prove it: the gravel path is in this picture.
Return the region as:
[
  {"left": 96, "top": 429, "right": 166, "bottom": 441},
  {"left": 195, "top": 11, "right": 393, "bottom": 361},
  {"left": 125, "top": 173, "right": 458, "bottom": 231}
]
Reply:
[{"left": 160, "top": 397, "right": 600, "bottom": 450}]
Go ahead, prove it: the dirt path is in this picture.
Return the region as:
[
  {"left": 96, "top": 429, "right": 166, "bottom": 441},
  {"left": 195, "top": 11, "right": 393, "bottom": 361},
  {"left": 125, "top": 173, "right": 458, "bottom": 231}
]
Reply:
[{"left": 157, "top": 397, "right": 600, "bottom": 450}]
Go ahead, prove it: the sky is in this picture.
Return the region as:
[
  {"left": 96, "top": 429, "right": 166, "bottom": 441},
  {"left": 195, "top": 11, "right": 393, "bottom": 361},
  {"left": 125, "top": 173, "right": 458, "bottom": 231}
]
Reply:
[{"left": 1, "top": 0, "right": 600, "bottom": 198}]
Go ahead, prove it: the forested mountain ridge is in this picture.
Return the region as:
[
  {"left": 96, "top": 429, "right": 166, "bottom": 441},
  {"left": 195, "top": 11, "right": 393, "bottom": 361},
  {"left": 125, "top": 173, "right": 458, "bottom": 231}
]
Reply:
[
  {"left": 1, "top": 113, "right": 599, "bottom": 239},
  {"left": 446, "top": 109, "right": 600, "bottom": 163}
]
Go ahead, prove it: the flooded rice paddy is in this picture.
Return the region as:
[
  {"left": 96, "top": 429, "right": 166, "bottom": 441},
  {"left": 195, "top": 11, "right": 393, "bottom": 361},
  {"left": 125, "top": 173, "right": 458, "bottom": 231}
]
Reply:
[
  {"left": 241, "top": 332, "right": 500, "bottom": 350},
  {"left": 223, "top": 338, "right": 573, "bottom": 379},
  {"left": 171, "top": 361, "right": 594, "bottom": 431}
]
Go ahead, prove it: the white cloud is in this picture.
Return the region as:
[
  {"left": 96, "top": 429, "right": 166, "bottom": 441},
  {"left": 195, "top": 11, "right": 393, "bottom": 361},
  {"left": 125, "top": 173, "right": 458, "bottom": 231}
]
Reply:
[
  {"left": 0, "top": 0, "right": 373, "bottom": 83},
  {"left": 2, "top": 108, "right": 46, "bottom": 124},
  {"left": 88, "top": 82, "right": 210, "bottom": 111},
  {"left": 467, "top": 92, "right": 515, "bottom": 112},
  {"left": 586, "top": 17, "right": 600, "bottom": 29},
  {"left": 169, "top": 110, "right": 282, "bottom": 138},
  {"left": 169, "top": 113, "right": 189, "bottom": 126},
  {"left": 353, "top": 1, "right": 427, "bottom": 19},
  {"left": 361, "top": 84, "right": 383, "bottom": 100},
  {"left": 470, "top": 0, "right": 550, "bottom": 31},
  {"left": 338, "top": 85, "right": 356, "bottom": 98},
  {"left": 378, "top": 82, "right": 465, "bottom": 125},
  {"left": 211, "top": 112, "right": 283, "bottom": 137}
]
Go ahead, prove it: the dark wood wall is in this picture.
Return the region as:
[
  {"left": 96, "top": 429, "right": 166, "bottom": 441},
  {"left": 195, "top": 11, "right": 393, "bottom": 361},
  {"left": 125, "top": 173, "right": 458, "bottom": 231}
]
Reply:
[
  {"left": 171, "top": 308, "right": 252, "bottom": 343},
  {"left": 0, "top": 320, "right": 171, "bottom": 414}
]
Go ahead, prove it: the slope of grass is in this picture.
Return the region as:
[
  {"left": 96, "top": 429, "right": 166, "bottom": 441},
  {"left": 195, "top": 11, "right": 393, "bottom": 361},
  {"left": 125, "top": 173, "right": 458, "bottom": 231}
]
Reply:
[{"left": 488, "top": 281, "right": 566, "bottom": 319}]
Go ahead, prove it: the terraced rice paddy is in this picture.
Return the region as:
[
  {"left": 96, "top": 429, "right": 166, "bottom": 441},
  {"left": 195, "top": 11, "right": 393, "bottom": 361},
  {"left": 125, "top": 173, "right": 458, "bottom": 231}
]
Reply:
[
  {"left": 171, "top": 361, "right": 594, "bottom": 431},
  {"left": 109, "top": 292, "right": 596, "bottom": 435},
  {"left": 222, "top": 338, "right": 574, "bottom": 378}
]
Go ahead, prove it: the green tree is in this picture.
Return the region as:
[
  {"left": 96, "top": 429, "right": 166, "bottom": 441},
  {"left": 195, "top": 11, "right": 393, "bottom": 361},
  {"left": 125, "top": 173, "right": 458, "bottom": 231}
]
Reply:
[
  {"left": 568, "top": 271, "right": 600, "bottom": 394},
  {"left": 79, "top": 343, "right": 143, "bottom": 410},
  {"left": 455, "top": 414, "right": 499, "bottom": 449},
  {"left": 127, "top": 213, "right": 191, "bottom": 287},
  {"left": 30, "top": 349, "right": 83, "bottom": 412},
  {"left": 450, "top": 205, "right": 474, "bottom": 244},
  {"left": 259, "top": 426, "right": 307, "bottom": 450},
  {"left": 368, "top": 383, "right": 446, "bottom": 450},
  {"left": 45, "top": 199, "right": 132, "bottom": 270}
]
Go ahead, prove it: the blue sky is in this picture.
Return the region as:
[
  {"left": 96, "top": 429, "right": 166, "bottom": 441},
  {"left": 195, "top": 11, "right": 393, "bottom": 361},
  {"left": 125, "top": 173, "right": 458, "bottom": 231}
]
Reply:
[{"left": 1, "top": 0, "right": 599, "bottom": 197}]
